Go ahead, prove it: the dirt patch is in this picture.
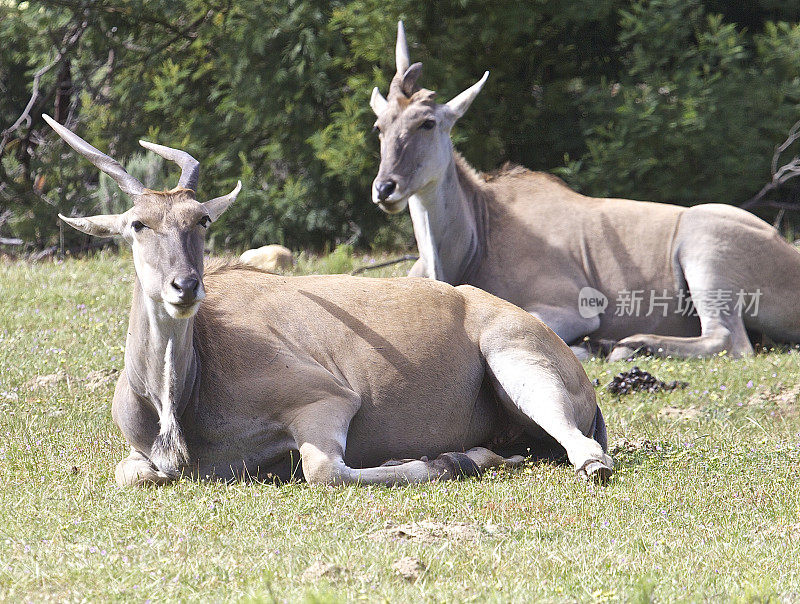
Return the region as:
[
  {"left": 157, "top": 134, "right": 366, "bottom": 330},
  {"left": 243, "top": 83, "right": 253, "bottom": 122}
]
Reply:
[
  {"left": 26, "top": 370, "right": 69, "bottom": 389},
  {"left": 658, "top": 406, "right": 702, "bottom": 420},
  {"left": 25, "top": 368, "right": 119, "bottom": 391},
  {"left": 84, "top": 368, "right": 120, "bottom": 391},
  {"left": 301, "top": 561, "right": 344, "bottom": 582},
  {"left": 763, "top": 522, "right": 800, "bottom": 540},
  {"left": 606, "top": 367, "right": 688, "bottom": 395},
  {"left": 747, "top": 383, "right": 800, "bottom": 417},
  {"left": 371, "top": 520, "right": 500, "bottom": 543},
  {"left": 392, "top": 556, "right": 425, "bottom": 581},
  {"left": 609, "top": 438, "right": 664, "bottom": 456}
]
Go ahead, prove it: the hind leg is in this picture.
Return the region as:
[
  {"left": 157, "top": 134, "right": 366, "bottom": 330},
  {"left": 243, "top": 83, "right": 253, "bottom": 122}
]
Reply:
[
  {"left": 607, "top": 315, "right": 752, "bottom": 360},
  {"left": 608, "top": 260, "right": 753, "bottom": 361},
  {"left": 484, "top": 349, "right": 613, "bottom": 482},
  {"left": 526, "top": 304, "right": 601, "bottom": 361}
]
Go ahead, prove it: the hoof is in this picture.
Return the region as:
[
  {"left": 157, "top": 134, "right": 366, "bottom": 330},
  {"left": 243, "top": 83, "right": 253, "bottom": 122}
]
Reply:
[
  {"left": 464, "top": 446, "right": 507, "bottom": 468},
  {"left": 502, "top": 455, "right": 526, "bottom": 468},
  {"left": 577, "top": 457, "right": 613, "bottom": 484},
  {"left": 115, "top": 458, "right": 174, "bottom": 487},
  {"left": 437, "top": 452, "right": 481, "bottom": 478}
]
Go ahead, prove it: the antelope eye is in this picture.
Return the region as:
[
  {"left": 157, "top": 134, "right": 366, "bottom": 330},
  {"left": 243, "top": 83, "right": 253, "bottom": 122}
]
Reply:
[
  {"left": 131, "top": 220, "right": 147, "bottom": 233},
  {"left": 420, "top": 119, "right": 435, "bottom": 130},
  {"left": 198, "top": 215, "right": 211, "bottom": 228}
]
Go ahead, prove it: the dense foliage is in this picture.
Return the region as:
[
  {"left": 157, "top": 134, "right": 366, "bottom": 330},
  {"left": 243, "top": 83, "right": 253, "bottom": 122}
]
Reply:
[{"left": 2, "top": 0, "right": 800, "bottom": 252}]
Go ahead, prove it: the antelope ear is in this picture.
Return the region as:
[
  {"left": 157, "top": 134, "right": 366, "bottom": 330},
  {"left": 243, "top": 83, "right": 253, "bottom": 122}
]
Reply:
[
  {"left": 400, "top": 62, "right": 423, "bottom": 97},
  {"left": 202, "top": 181, "right": 242, "bottom": 221},
  {"left": 370, "top": 87, "right": 388, "bottom": 116},
  {"left": 445, "top": 71, "right": 489, "bottom": 120},
  {"left": 58, "top": 213, "right": 124, "bottom": 238}
]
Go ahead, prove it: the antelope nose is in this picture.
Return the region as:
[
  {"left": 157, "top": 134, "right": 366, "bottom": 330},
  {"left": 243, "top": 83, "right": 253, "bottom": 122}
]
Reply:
[
  {"left": 171, "top": 277, "right": 199, "bottom": 301},
  {"left": 376, "top": 180, "right": 396, "bottom": 201}
]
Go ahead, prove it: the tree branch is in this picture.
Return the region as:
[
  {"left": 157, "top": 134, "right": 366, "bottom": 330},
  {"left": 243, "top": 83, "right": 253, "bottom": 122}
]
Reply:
[
  {"left": 0, "top": 19, "right": 88, "bottom": 155},
  {"left": 351, "top": 255, "right": 419, "bottom": 275},
  {"left": 741, "top": 119, "right": 800, "bottom": 211}
]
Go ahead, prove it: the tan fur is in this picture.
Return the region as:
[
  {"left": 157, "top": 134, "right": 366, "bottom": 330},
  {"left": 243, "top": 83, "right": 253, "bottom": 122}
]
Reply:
[
  {"left": 240, "top": 245, "right": 294, "bottom": 273},
  {"left": 109, "top": 257, "right": 614, "bottom": 486},
  {"left": 144, "top": 187, "right": 196, "bottom": 197},
  {"left": 111, "top": 266, "right": 611, "bottom": 483}
]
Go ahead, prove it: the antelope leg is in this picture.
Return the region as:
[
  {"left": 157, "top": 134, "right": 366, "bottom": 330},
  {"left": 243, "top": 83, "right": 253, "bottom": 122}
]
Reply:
[
  {"left": 289, "top": 403, "right": 521, "bottom": 486},
  {"left": 526, "top": 303, "right": 600, "bottom": 360},
  {"left": 299, "top": 440, "right": 523, "bottom": 486},
  {"left": 484, "top": 349, "right": 613, "bottom": 482}
]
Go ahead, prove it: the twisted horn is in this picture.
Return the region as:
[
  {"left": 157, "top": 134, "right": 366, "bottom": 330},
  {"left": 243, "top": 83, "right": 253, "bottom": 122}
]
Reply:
[
  {"left": 42, "top": 114, "right": 145, "bottom": 197},
  {"left": 138, "top": 140, "right": 199, "bottom": 192}
]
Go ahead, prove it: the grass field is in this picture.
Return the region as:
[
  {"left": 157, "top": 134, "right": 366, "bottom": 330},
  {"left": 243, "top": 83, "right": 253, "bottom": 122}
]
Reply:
[{"left": 1, "top": 251, "right": 799, "bottom": 602}]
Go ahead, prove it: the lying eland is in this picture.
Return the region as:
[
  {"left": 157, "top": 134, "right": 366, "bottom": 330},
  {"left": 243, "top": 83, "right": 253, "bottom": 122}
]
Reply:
[
  {"left": 44, "top": 114, "right": 612, "bottom": 486},
  {"left": 370, "top": 22, "right": 800, "bottom": 361},
  {"left": 240, "top": 244, "right": 294, "bottom": 273}
]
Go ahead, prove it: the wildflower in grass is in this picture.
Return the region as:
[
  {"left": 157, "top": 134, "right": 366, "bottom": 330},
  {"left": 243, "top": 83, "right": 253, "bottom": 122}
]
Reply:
[{"left": 746, "top": 380, "right": 754, "bottom": 388}]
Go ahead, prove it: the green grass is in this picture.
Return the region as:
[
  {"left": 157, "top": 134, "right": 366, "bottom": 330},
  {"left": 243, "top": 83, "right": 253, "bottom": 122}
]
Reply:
[{"left": 1, "top": 252, "right": 800, "bottom": 602}]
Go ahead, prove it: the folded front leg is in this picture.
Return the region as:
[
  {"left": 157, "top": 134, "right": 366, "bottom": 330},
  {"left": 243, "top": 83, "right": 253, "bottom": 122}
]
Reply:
[
  {"left": 607, "top": 317, "right": 753, "bottom": 361},
  {"left": 115, "top": 447, "right": 174, "bottom": 486},
  {"left": 288, "top": 399, "right": 522, "bottom": 486},
  {"left": 299, "top": 439, "right": 523, "bottom": 486}
]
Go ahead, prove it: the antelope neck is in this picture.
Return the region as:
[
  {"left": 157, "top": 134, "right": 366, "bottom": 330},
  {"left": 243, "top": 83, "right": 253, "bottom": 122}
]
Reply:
[
  {"left": 407, "top": 155, "right": 483, "bottom": 285},
  {"left": 125, "top": 279, "right": 199, "bottom": 422}
]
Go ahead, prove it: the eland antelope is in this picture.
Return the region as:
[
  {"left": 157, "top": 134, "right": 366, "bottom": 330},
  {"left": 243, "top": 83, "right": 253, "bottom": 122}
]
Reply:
[
  {"left": 44, "top": 114, "right": 612, "bottom": 486},
  {"left": 370, "top": 22, "right": 800, "bottom": 361}
]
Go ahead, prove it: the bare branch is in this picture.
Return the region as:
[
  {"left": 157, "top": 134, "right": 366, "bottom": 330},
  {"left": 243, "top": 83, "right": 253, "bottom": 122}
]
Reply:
[
  {"left": 351, "top": 255, "right": 419, "bottom": 275},
  {"left": 741, "top": 119, "right": 800, "bottom": 211},
  {"left": 0, "top": 19, "right": 88, "bottom": 155},
  {"left": 772, "top": 121, "right": 800, "bottom": 174}
]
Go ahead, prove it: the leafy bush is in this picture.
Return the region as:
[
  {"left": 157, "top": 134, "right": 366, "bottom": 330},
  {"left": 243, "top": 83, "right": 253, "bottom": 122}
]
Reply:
[{"left": 560, "top": 0, "right": 800, "bottom": 209}]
